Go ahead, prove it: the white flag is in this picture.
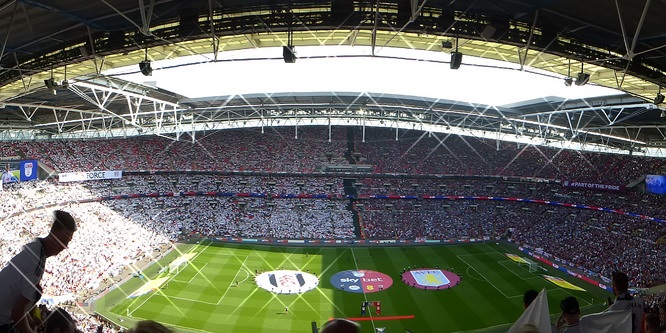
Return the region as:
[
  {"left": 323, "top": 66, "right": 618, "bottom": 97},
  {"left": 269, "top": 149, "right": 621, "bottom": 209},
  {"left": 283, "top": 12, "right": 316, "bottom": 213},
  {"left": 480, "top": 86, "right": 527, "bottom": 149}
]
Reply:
[
  {"left": 580, "top": 310, "right": 632, "bottom": 333},
  {"left": 508, "top": 288, "right": 551, "bottom": 333}
]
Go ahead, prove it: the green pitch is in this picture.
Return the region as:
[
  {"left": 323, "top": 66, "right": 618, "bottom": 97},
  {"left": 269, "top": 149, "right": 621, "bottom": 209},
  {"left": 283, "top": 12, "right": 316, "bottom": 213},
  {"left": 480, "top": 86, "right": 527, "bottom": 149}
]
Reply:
[{"left": 95, "top": 241, "right": 612, "bottom": 333}]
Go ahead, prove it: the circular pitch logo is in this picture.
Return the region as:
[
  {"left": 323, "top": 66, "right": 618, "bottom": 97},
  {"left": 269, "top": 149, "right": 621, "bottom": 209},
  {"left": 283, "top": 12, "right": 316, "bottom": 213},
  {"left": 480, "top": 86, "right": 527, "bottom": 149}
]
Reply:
[
  {"left": 256, "top": 270, "right": 319, "bottom": 294},
  {"left": 330, "top": 270, "right": 393, "bottom": 293},
  {"left": 401, "top": 268, "right": 460, "bottom": 290}
]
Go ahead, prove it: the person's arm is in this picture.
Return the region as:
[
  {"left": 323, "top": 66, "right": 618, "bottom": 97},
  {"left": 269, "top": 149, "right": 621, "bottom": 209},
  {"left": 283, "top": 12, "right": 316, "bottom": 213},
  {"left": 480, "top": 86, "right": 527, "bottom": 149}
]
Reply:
[
  {"left": 26, "top": 307, "right": 41, "bottom": 330},
  {"left": 556, "top": 314, "right": 566, "bottom": 331},
  {"left": 11, "top": 295, "right": 36, "bottom": 333}
]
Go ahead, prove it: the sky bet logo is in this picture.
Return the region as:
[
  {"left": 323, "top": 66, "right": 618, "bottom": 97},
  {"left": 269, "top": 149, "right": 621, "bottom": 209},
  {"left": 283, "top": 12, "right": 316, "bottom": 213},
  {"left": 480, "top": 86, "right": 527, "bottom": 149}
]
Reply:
[
  {"left": 339, "top": 278, "right": 359, "bottom": 283},
  {"left": 330, "top": 270, "right": 393, "bottom": 293}
]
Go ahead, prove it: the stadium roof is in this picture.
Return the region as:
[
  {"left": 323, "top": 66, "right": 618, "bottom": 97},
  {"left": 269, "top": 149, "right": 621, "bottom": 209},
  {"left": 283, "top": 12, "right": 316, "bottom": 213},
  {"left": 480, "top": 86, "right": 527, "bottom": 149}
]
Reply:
[{"left": 0, "top": 0, "right": 665, "bottom": 154}]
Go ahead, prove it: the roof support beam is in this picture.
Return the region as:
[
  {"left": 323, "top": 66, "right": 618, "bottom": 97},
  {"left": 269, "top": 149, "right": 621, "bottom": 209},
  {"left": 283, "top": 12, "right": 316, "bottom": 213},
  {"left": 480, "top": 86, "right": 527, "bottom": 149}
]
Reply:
[
  {"left": 371, "top": 0, "right": 379, "bottom": 56},
  {"left": 516, "top": 103, "right": 655, "bottom": 118},
  {"left": 627, "top": 0, "right": 652, "bottom": 60},
  {"left": 100, "top": 0, "right": 148, "bottom": 36},
  {"left": 0, "top": 1, "right": 17, "bottom": 63},
  {"left": 138, "top": 0, "right": 156, "bottom": 36},
  {"left": 519, "top": 9, "right": 539, "bottom": 71},
  {"left": 86, "top": 26, "right": 102, "bottom": 75}
]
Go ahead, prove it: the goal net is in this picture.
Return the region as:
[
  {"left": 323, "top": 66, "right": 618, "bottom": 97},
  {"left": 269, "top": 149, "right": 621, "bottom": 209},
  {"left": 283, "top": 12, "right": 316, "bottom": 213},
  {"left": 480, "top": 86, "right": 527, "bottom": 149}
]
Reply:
[
  {"left": 167, "top": 253, "right": 196, "bottom": 274},
  {"left": 520, "top": 259, "right": 539, "bottom": 273}
]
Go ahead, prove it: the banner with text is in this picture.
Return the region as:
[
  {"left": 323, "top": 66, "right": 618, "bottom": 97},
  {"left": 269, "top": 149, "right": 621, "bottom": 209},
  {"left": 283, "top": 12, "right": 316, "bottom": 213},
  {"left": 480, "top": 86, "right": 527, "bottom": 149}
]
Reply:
[
  {"left": 59, "top": 170, "right": 123, "bottom": 183},
  {"left": 562, "top": 180, "right": 625, "bottom": 192}
]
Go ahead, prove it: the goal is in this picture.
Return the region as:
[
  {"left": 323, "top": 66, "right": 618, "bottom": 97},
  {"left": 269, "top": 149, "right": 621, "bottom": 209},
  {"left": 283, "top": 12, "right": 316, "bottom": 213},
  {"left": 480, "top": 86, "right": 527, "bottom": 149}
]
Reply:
[{"left": 520, "top": 259, "right": 539, "bottom": 273}]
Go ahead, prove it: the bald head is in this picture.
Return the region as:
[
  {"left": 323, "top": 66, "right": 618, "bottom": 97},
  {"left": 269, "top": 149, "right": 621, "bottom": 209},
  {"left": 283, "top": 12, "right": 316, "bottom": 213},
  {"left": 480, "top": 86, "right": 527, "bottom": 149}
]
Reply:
[
  {"left": 321, "top": 319, "right": 360, "bottom": 333},
  {"left": 45, "top": 210, "right": 76, "bottom": 257},
  {"left": 129, "top": 320, "right": 173, "bottom": 333},
  {"left": 45, "top": 308, "right": 75, "bottom": 333},
  {"left": 611, "top": 271, "right": 629, "bottom": 295}
]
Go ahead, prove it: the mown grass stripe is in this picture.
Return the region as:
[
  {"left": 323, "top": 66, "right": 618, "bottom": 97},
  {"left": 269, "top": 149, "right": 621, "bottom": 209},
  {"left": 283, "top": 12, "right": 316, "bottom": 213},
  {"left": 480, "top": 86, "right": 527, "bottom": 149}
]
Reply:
[{"left": 96, "top": 242, "right": 612, "bottom": 333}]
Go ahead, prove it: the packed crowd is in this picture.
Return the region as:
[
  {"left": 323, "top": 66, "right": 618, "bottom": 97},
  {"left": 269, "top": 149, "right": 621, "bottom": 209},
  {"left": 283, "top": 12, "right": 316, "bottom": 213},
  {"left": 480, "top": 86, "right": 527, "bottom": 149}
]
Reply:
[
  {"left": 2, "top": 126, "right": 666, "bottom": 332},
  {"left": 354, "top": 177, "right": 666, "bottom": 220},
  {"left": 1, "top": 126, "right": 665, "bottom": 185},
  {"left": 3, "top": 175, "right": 665, "bottom": 292},
  {"left": 3, "top": 127, "right": 349, "bottom": 173},
  {"left": 509, "top": 208, "right": 666, "bottom": 288},
  {"left": 352, "top": 127, "right": 665, "bottom": 184},
  {"left": 357, "top": 197, "right": 666, "bottom": 287},
  {"left": 78, "top": 174, "right": 346, "bottom": 197},
  {"left": 0, "top": 203, "right": 170, "bottom": 300},
  {"left": 0, "top": 204, "right": 168, "bottom": 333},
  {"left": 102, "top": 196, "right": 355, "bottom": 240}
]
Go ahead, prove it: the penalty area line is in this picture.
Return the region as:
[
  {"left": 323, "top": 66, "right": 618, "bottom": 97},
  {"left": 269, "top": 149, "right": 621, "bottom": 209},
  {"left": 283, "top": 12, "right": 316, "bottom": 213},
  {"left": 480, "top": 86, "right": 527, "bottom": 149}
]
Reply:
[{"left": 334, "top": 315, "right": 415, "bottom": 321}]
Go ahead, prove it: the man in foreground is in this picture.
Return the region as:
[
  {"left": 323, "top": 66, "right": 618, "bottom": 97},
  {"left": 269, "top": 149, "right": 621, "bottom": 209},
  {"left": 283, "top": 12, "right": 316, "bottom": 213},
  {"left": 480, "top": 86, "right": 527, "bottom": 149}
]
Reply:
[{"left": 0, "top": 210, "right": 77, "bottom": 333}]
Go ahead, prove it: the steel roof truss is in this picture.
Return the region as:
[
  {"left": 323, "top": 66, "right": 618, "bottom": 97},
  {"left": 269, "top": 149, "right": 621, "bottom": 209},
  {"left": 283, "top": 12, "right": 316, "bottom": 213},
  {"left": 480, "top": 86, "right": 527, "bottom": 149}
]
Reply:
[
  {"left": 657, "top": 128, "right": 666, "bottom": 140},
  {"left": 518, "top": 9, "right": 539, "bottom": 71},
  {"left": 627, "top": 0, "right": 652, "bottom": 60},
  {"left": 18, "top": 105, "right": 36, "bottom": 121},
  {"left": 0, "top": 1, "right": 18, "bottom": 62}
]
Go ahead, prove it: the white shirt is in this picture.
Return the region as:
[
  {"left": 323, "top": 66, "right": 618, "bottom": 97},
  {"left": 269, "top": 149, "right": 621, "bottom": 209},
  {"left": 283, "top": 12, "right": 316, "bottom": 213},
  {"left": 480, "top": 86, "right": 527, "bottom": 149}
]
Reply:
[
  {"left": 562, "top": 324, "right": 580, "bottom": 333},
  {"left": 608, "top": 293, "right": 644, "bottom": 333}
]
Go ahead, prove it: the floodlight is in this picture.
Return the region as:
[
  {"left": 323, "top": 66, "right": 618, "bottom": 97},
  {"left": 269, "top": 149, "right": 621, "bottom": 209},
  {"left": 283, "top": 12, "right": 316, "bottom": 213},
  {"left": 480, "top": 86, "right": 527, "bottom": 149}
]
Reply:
[
  {"left": 655, "top": 87, "right": 664, "bottom": 104},
  {"left": 575, "top": 72, "right": 590, "bottom": 86},
  {"left": 575, "top": 61, "right": 590, "bottom": 86},
  {"left": 139, "top": 47, "right": 152, "bottom": 76},
  {"left": 449, "top": 36, "right": 462, "bottom": 69},
  {"left": 450, "top": 51, "right": 463, "bottom": 70},
  {"left": 283, "top": 10, "right": 296, "bottom": 63},
  {"left": 655, "top": 93, "right": 665, "bottom": 105},
  {"left": 44, "top": 78, "right": 58, "bottom": 95},
  {"left": 283, "top": 45, "right": 296, "bottom": 63},
  {"left": 139, "top": 60, "right": 152, "bottom": 76},
  {"left": 564, "top": 59, "right": 573, "bottom": 86}
]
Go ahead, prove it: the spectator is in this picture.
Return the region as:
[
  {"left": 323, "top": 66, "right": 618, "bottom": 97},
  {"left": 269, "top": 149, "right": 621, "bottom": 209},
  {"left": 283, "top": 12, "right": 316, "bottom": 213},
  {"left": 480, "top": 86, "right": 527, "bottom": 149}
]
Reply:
[
  {"left": 44, "top": 308, "right": 76, "bottom": 333},
  {"left": 0, "top": 210, "right": 76, "bottom": 333},
  {"left": 523, "top": 289, "right": 539, "bottom": 309},
  {"left": 320, "top": 319, "right": 359, "bottom": 333},
  {"left": 128, "top": 320, "right": 173, "bottom": 333},
  {"left": 644, "top": 313, "right": 661, "bottom": 333},
  {"left": 608, "top": 271, "right": 644, "bottom": 333},
  {"left": 556, "top": 296, "right": 580, "bottom": 333}
]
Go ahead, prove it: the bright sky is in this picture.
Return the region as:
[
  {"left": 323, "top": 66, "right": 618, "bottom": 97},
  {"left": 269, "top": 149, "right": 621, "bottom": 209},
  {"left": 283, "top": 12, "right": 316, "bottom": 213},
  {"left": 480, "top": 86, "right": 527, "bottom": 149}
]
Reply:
[{"left": 104, "top": 45, "right": 622, "bottom": 107}]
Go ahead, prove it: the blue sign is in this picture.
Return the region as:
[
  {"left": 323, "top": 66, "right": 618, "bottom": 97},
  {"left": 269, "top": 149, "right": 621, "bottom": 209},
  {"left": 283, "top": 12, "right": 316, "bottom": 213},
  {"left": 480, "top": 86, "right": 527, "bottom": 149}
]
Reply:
[{"left": 20, "top": 160, "right": 38, "bottom": 181}]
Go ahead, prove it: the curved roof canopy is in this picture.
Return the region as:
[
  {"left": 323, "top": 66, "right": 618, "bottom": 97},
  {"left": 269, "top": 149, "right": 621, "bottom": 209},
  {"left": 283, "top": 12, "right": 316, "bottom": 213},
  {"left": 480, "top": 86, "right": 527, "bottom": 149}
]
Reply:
[{"left": 0, "top": 0, "right": 665, "bottom": 153}]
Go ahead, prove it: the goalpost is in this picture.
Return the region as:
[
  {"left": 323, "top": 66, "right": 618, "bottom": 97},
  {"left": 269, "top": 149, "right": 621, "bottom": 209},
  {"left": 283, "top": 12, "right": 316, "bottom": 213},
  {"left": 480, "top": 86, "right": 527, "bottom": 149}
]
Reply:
[
  {"left": 506, "top": 253, "right": 539, "bottom": 273},
  {"left": 519, "top": 258, "right": 539, "bottom": 273},
  {"left": 167, "top": 253, "right": 197, "bottom": 274}
]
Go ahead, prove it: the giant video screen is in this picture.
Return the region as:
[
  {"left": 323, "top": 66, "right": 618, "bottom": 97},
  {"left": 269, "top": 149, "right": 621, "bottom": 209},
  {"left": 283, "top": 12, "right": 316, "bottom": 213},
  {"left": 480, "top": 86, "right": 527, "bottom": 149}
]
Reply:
[
  {"left": 1, "top": 159, "right": 38, "bottom": 184},
  {"left": 646, "top": 174, "right": 666, "bottom": 195}
]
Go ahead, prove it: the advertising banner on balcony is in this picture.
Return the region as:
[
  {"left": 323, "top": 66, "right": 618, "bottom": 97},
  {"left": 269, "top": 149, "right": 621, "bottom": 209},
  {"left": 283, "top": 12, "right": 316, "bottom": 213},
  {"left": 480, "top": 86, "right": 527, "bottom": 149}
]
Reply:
[
  {"left": 59, "top": 170, "right": 123, "bottom": 182},
  {"left": 561, "top": 180, "right": 625, "bottom": 192}
]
